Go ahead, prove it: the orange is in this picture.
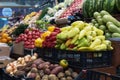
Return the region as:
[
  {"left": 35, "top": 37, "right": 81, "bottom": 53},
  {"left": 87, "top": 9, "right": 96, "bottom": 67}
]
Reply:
[
  {"left": 2, "top": 33, "right": 9, "bottom": 38},
  {"left": 7, "top": 37, "right": 12, "bottom": 41},
  {"left": 1, "top": 38, "right": 8, "bottom": 43},
  {"left": 8, "top": 40, "right": 12, "bottom": 43}
]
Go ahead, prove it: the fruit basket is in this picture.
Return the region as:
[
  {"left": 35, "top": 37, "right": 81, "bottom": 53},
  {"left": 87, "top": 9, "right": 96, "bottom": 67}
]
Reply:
[{"left": 37, "top": 48, "right": 113, "bottom": 69}]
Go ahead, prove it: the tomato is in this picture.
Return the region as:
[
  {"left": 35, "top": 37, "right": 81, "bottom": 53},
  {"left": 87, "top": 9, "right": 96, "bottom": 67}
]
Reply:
[
  {"left": 28, "top": 31, "right": 32, "bottom": 35},
  {"left": 28, "top": 35, "right": 32, "bottom": 39},
  {"left": 25, "top": 29, "right": 29, "bottom": 33}
]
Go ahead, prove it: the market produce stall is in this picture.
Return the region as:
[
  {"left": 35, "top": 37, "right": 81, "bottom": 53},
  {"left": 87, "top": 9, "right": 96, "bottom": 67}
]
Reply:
[{"left": 0, "top": 0, "right": 120, "bottom": 80}]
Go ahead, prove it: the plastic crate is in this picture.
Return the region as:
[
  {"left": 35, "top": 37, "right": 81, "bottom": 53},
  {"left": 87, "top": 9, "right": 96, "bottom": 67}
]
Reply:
[
  {"left": 2, "top": 68, "right": 33, "bottom": 80},
  {"left": 74, "top": 70, "right": 120, "bottom": 80},
  {"left": 38, "top": 48, "right": 112, "bottom": 69}
]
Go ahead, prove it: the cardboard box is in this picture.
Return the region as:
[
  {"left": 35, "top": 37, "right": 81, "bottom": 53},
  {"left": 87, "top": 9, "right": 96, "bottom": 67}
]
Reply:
[
  {"left": 12, "top": 42, "right": 24, "bottom": 55},
  {"left": 0, "top": 59, "right": 14, "bottom": 68},
  {"left": 0, "top": 46, "right": 10, "bottom": 57}
]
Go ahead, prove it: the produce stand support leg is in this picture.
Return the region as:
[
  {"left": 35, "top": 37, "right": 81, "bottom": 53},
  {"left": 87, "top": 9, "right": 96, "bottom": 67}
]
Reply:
[
  {"left": 31, "top": 49, "right": 34, "bottom": 56},
  {"left": 0, "top": 68, "right": 3, "bottom": 80}
]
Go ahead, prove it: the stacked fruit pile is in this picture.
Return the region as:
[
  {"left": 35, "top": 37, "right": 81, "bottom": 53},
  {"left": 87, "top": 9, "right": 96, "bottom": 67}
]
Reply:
[
  {"left": 35, "top": 26, "right": 61, "bottom": 48},
  {"left": 83, "top": 0, "right": 116, "bottom": 18},
  {"left": 5, "top": 53, "right": 78, "bottom": 80},
  {"left": 91, "top": 10, "right": 120, "bottom": 38},
  {"left": 0, "top": 33, "right": 12, "bottom": 43},
  {"left": 55, "top": 21, "right": 113, "bottom": 51},
  {"left": 15, "top": 27, "right": 43, "bottom": 49},
  {"left": 60, "top": 0, "right": 83, "bottom": 18},
  {"left": 23, "top": 12, "right": 41, "bottom": 24}
]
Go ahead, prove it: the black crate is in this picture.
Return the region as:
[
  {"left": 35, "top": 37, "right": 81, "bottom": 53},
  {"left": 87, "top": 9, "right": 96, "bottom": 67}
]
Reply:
[
  {"left": 1, "top": 68, "right": 33, "bottom": 80},
  {"left": 38, "top": 48, "right": 113, "bottom": 69},
  {"left": 74, "top": 70, "right": 120, "bottom": 80}
]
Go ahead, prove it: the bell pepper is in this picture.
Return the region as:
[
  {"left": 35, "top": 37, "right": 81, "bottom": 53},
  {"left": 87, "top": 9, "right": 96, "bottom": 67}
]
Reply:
[
  {"left": 60, "top": 59, "right": 68, "bottom": 68},
  {"left": 41, "top": 31, "right": 51, "bottom": 40},
  {"left": 78, "top": 47, "right": 94, "bottom": 51},
  {"left": 90, "top": 38, "right": 102, "bottom": 48},
  {"left": 48, "top": 26, "right": 55, "bottom": 32},
  {"left": 78, "top": 30, "right": 86, "bottom": 39},
  {"left": 93, "top": 44, "right": 107, "bottom": 51},
  {"left": 65, "top": 39, "right": 72, "bottom": 47},
  {"left": 35, "top": 38, "right": 43, "bottom": 47},
  {"left": 103, "top": 40, "right": 113, "bottom": 50},
  {"left": 77, "top": 38, "right": 89, "bottom": 47},
  {"left": 93, "top": 36, "right": 105, "bottom": 41}
]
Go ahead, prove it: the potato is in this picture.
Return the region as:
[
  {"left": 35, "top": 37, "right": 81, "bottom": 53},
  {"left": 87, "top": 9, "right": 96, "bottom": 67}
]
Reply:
[
  {"left": 54, "top": 64, "right": 59, "bottom": 67},
  {"left": 32, "top": 64, "right": 37, "bottom": 68},
  {"left": 42, "top": 75, "right": 49, "bottom": 80},
  {"left": 44, "top": 68, "right": 51, "bottom": 75},
  {"left": 27, "top": 72, "right": 36, "bottom": 78},
  {"left": 65, "top": 70, "right": 71, "bottom": 76},
  {"left": 49, "top": 64, "right": 55, "bottom": 70},
  {"left": 44, "top": 65, "right": 50, "bottom": 69},
  {"left": 25, "top": 61, "right": 33, "bottom": 67},
  {"left": 38, "top": 63, "right": 45, "bottom": 70},
  {"left": 14, "top": 70, "right": 25, "bottom": 77},
  {"left": 38, "top": 62, "right": 50, "bottom": 70},
  {"left": 33, "top": 58, "right": 44, "bottom": 65},
  {"left": 68, "top": 68, "right": 73, "bottom": 73},
  {"left": 51, "top": 66, "right": 63, "bottom": 75},
  {"left": 60, "top": 77, "right": 67, "bottom": 80},
  {"left": 31, "top": 68, "right": 38, "bottom": 73},
  {"left": 24, "top": 67, "right": 31, "bottom": 72},
  {"left": 66, "top": 76, "right": 73, "bottom": 80},
  {"left": 35, "top": 73, "right": 41, "bottom": 80},
  {"left": 57, "top": 72, "right": 65, "bottom": 78},
  {"left": 72, "top": 72, "right": 78, "bottom": 78},
  {"left": 49, "top": 74, "right": 58, "bottom": 80},
  {"left": 39, "top": 70, "right": 44, "bottom": 77},
  {"left": 17, "top": 66, "right": 25, "bottom": 71}
]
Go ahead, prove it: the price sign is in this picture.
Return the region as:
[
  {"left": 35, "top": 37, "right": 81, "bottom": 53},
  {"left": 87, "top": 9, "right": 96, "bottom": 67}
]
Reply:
[{"left": 2, "top": 8, "right": 13, "bottom": 17}]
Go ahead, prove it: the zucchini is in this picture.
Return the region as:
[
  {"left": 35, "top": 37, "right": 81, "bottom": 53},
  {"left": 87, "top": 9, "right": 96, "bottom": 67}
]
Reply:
[
  {"left": 105, "top": 32, "right": 111, "bottom": 39},
  {"left": 91, "top": 19, "right": 97, "bottom": 24},
  {"left": 94, "top": 12, "right": 101, "bottom": 19},
  {"left": 94, "top": 23, "right": 99, "bottom": 28},
  {"left": 102, "top": 15, "right": 120, "bottom": 27},
  {"left": 107, "top": 22, "right": 120, "bottom": 33},
  {"left": 100, "top": 10, "right": 110, "bottom": 16},
  {"left": 99, "top": 25, "right": 106, "bottom": 31},
  {"left": 97, "top": 18, "right": 103, "bottom": 25},
  {"left": 112, "top": 33, "right": 120, "bottom": 38}
]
